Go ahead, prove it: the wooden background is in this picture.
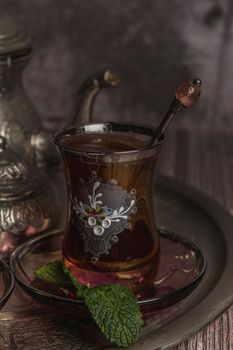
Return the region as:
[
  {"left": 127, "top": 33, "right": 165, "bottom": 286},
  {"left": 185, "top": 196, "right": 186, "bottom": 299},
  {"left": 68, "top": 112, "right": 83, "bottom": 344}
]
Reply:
[
  {"left": 159, "top": 129, "right": 233, "bottom": 350},
  {"left": 1, "top": 0, "right": 233, "bottom": 131},
  {"left": 0, "top": 0, "right": 233, "bottom": 348}
]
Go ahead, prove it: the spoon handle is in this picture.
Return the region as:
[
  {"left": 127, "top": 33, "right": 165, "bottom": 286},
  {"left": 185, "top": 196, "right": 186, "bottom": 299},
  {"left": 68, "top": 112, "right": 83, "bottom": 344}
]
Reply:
[{"left": 150, "top": 79, "right": 201, "bottom": 147}]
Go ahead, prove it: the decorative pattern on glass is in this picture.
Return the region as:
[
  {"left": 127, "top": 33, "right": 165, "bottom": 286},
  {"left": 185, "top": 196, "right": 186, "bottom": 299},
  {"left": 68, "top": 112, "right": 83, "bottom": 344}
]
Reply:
[{"left": 70, "top": 171, "right": 137, "bottom": 262}]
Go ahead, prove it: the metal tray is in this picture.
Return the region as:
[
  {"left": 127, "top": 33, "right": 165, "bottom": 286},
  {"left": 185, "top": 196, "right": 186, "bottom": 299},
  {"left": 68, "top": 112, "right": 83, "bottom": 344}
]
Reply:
[{"left": 0, "top": 175, "right": 233, "bottom": 350}]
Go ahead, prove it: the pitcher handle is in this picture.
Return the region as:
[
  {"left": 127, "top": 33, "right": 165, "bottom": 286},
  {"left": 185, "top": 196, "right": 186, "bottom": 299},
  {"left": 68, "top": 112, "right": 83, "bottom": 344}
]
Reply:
[{"left": 72, "top": 69, "right": 120, "bottom": 125}]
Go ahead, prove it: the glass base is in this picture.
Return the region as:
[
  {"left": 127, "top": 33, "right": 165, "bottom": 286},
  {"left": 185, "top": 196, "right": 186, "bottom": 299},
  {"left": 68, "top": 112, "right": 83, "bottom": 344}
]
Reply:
[{"left": 63, "top": 256, "right": 159, "bottom": 292}]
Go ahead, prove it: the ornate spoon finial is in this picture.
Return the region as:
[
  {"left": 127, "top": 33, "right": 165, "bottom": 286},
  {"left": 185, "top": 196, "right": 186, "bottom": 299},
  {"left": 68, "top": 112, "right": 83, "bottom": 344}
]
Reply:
[
  {"left": 149, "top": 79, "right": 201, "bottom": 146},
  {"left": 175, "top": 79, "right": 201, "bottom": 108}
]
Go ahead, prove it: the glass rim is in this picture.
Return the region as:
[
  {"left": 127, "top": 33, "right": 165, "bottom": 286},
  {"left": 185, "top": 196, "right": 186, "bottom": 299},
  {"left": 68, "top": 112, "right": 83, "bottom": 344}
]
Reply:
[{"left": 53, "top": 122, "right": 164, "bottom": 156}]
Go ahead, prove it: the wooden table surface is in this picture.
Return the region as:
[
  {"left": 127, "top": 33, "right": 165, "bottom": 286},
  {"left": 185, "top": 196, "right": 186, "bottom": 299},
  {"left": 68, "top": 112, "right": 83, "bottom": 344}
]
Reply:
[{"left": 158, "top": 128, "right": 233, "bottom": 350}]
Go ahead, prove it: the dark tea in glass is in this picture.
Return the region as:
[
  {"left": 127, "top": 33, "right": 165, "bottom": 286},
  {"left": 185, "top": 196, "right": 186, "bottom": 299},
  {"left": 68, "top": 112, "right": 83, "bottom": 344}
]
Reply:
[{"left": 54, "top": 123, "right": 162, "bottom": 292}]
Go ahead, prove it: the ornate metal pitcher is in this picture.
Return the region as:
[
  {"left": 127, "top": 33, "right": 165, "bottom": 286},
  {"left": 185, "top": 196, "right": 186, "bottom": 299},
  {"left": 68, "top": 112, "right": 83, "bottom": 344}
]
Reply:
[
  {"left": 0, "top": 14, "right": 118, "bottom": 169},
  {"left": 0, "top": 136, "right": 59, "bottom": 257}
]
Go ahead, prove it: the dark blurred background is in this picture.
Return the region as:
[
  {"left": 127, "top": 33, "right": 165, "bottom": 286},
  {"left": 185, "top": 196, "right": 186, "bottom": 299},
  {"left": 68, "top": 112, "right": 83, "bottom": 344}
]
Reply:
[{"left": 0, "top": 0, "right": 232, "bottom": 131}]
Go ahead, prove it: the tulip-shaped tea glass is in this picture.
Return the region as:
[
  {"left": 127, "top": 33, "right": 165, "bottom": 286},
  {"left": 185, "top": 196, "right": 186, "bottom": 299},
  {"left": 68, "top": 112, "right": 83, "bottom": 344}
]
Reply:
[{"left": 54, "top": 123, "right": 163, "bottom": 292}]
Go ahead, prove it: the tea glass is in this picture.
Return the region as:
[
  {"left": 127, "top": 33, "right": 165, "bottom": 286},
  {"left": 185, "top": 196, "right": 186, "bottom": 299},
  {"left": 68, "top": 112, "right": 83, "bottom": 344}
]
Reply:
[{"left": 54, "top": 122, "right": 163, "bottom": 292}]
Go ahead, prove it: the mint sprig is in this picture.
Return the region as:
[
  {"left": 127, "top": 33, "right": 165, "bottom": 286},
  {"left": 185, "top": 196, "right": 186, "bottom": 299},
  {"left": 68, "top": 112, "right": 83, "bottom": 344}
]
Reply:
[
  {"left": 36, "top": 260, "right": 143, "bottom": 348},
  {"left": 35, "top": 261, "right": 72, "bottom": 288},
  {"left": 63, "top": 265, "right": 84, "bottom": 295},
  {"left": 83, "top": 284, "right": 143, "bottom": 347}
]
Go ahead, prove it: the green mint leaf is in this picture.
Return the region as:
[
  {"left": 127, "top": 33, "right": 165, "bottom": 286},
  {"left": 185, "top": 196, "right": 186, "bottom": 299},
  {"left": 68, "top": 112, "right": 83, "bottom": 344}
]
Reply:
[
  {"left": 83, "top": 284, "right": 143, "bottom": 348},
  {"left": 63, "top": 265, "right": 85, "bottom": 296},
  {"left": 35, "top": 261, "right": 85, "bottom": 297},
  {"left": 35, "top": 260, "right": 72, "bottom": 288}
]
